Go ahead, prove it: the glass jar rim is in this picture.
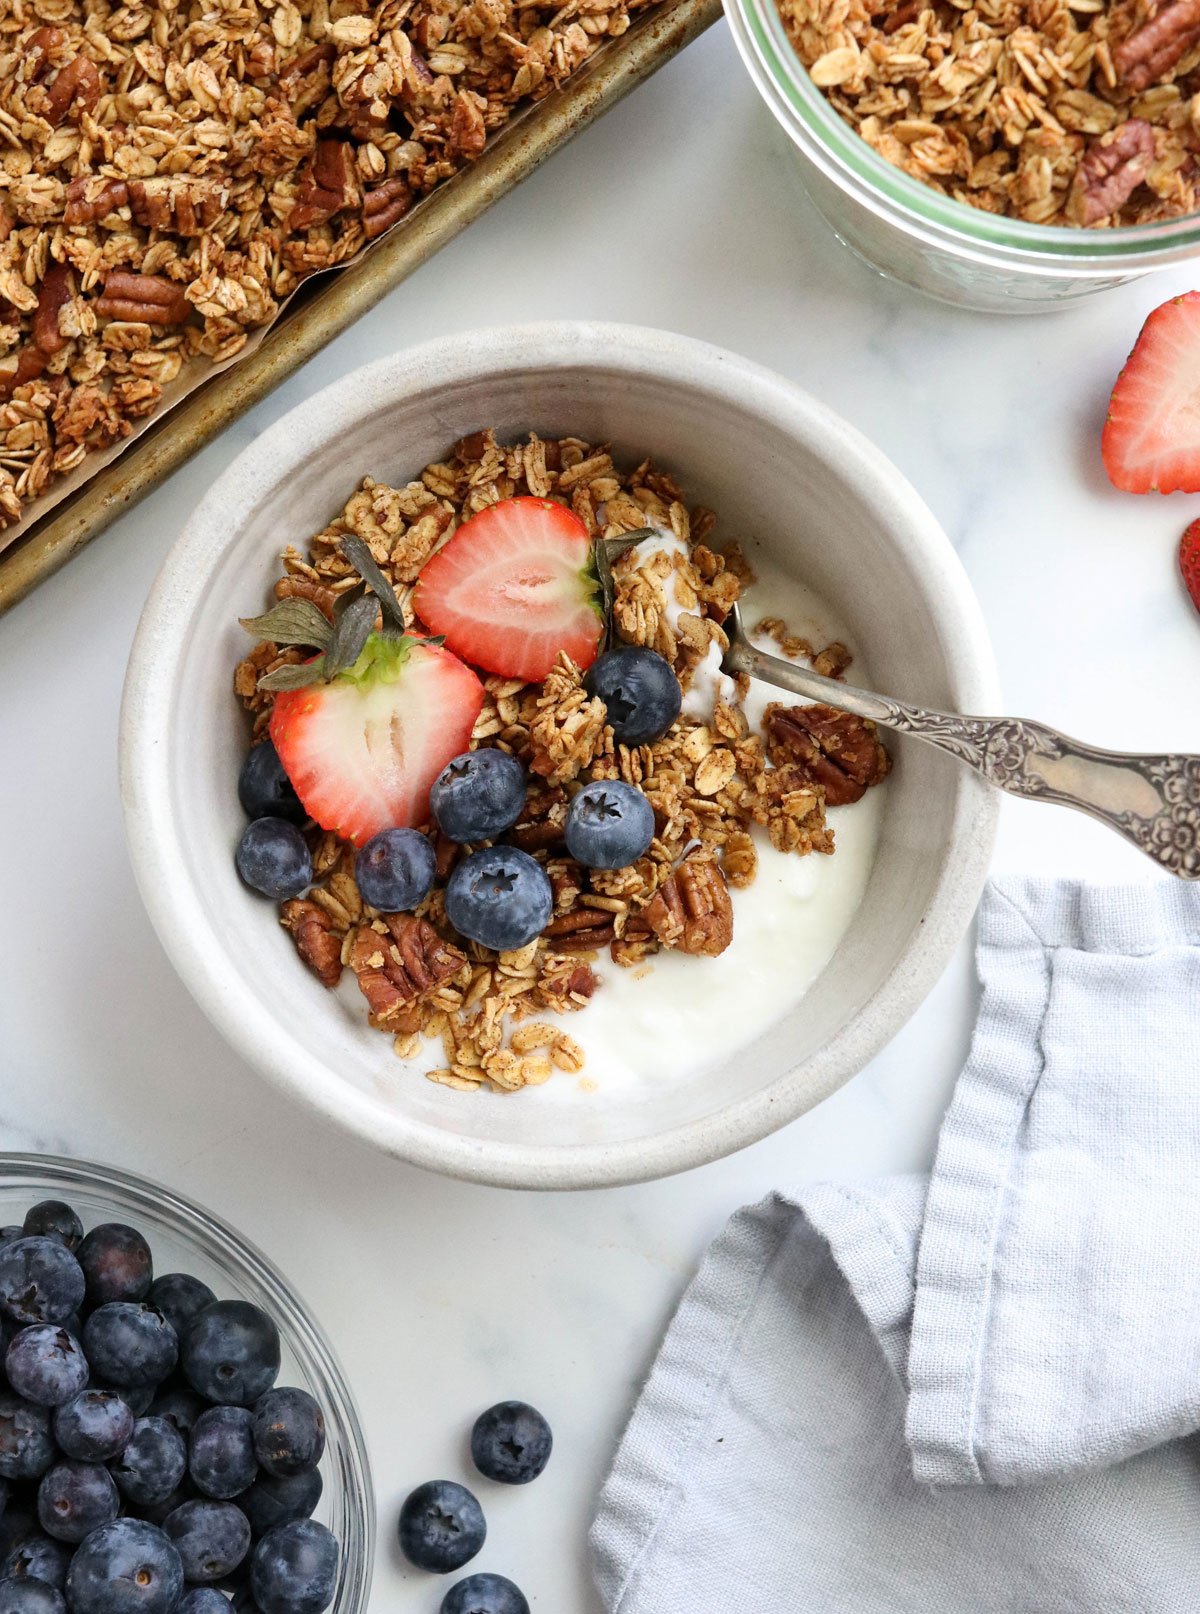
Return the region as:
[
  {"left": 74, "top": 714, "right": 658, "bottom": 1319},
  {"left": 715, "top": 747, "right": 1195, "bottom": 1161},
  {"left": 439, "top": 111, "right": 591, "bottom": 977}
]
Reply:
[{"left": 730, "top": 0, "right": 1200, "bottom": 266}]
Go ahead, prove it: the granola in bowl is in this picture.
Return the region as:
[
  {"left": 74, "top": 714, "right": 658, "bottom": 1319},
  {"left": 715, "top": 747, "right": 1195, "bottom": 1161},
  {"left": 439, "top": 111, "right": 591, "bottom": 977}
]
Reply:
[
  {"left": 779, "top": 0, "right": 1200, "bottom": 226},
  {"left": 232, "top": 430, "right": 889, "bottom": 1096}
]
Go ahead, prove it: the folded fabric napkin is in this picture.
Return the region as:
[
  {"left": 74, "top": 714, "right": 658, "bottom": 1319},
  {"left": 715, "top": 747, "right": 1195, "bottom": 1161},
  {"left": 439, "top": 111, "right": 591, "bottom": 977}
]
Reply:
[{"left": 592, "top": 877, "right": 1200, "bottom": 1614}]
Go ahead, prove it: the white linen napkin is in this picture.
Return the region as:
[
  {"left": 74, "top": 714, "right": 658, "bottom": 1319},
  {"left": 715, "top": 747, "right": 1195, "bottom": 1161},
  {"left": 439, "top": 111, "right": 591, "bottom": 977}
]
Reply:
[{"left": 591, "top": 877, "right": 1200, "bottom": 1614}]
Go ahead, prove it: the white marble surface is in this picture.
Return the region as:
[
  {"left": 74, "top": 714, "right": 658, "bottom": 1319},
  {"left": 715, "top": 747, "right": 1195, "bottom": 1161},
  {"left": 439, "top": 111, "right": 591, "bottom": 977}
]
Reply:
[{"left": 3, "top": 18, "right": 1200, "bottom": 1612}]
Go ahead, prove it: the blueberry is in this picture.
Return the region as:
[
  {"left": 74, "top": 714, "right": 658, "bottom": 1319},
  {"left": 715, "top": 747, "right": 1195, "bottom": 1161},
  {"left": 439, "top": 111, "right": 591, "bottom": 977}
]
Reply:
[
  {"left": 182, "top": 1304, "right": 280, "bottom": 1409},
  {"left": 82, "top": 1305, "right": 178, "bottom": 1391},
  {"left": 138, "top": 1483, "right": 196, "bottom": 1531},
  {"left": 0, "top": 1578, "right": 66, "bottom": 1614},
  {"left": 249, "top": 1521, "right": 337, "bottom": 1614},
  {"left": 0, "top": 1512, "right": 35, "bottom": 1565},
  {"left": 440, "top": 1573, "right": 529, "bottom": 1614},
  {"left": 397, "top": 1481, "right": 485, "bottom": 1574},
  {"left": 178, "top": 1592, "right": 230, "bottom": 1614},
  {"left": 238, "top": 742, "right": 305, "bottom": 827},
  {"left": 189, "top": 1408, "right": 257, "bottom": 1500},
  {"left": 164, "top": 1501, "right": 251, "bottom": 1584},
  {"left": 444, "top": 849, "right": 552, "bottom": 952},
  {"left": 0, "top": 1242, "right": 84, "bottom": 1328},
  {"left": 353, "top": 830, "right": 436, "bottom": 913},
  {"left": 5, "top": 1329, "right": 87, "bottom": 1408},
  {"left": 251, "top": 1390, "right": 324, "bottom": 1480},
  {"left": 430, "top": 750, "right": 527, "bottom": 844},
  {"left": 236, "top": 1471, "right": 322, "bottom": 1538},
  {"left": 583, "top": 646, "right": 681, "bottom": 746},
  {"left": 109, "top": 1417, "right": 187, "bottom": 1508},
  {"left": 0, "top": 1236, "right": 21, "bottom": 1253},
  {"left": 53, "top": 1391, "right": 135, "bottom": 1463},
  {"left": 20, "top": 1206, "right": 81, "bottom": 1256},
  {"left": 469, "top": 1401, "right": 552, "bottom": 1485},
  {"left": 235, "top": 820, "right": 311, "bottom": 902},
  {"left": 37, "top": 1462, "right": 120, "bottom": 1545},
  {"left": 0, "top": 1399, "right": 54, "bottom": 1481},
  {"left": 77, "top": 1226, "right": 153, "bottom": 1308},
  {"left": 564, "top": 780, "right": 654, "bottom": 870},
  {"left": 147, "top": 1277, "right": 216, "bottom": 1343},
  {"left": 66, "top": 1519, "right": 183, "bottom": 1614},
  {"left": 3, "top": 1537, "right": 68, "bottom": 1593},
  {"left": 148, "top": 1387, "right": 206, "bottom": 1441}
]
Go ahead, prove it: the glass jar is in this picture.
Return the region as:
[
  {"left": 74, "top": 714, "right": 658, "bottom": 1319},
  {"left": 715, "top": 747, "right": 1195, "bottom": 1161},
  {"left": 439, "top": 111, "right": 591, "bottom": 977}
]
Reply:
[{"left": 723, "top": 0, "right": 1200, "bottom": 313}]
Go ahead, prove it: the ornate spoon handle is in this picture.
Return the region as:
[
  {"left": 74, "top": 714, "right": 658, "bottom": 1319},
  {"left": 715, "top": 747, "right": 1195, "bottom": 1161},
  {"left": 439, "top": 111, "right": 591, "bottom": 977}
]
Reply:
[{"left": 723, "top": 605, "right": 1200, "bottom": 880}]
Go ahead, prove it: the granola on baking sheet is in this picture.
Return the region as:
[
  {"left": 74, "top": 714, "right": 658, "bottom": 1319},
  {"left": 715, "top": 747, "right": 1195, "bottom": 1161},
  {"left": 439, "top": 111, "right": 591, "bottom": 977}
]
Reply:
[
  {"left": 779, "top": 0, "right": 1200, "bottom": 226},
  {"left": 0, "top": 0, "right": 657, "bottom": 532},
  {"left": 234, "top": 431, "right": 890, "bottom": 1094}
]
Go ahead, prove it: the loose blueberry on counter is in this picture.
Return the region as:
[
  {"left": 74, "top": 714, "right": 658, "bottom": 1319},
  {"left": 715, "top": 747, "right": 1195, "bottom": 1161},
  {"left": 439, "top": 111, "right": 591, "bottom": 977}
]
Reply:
[
  {"left": 440, "top": 1573, "right": 530, "bottom": 1614},
  {"left": 444, "top": 850, "right": 552, "bottom": 953},
  {"left": 0, "top": 1398, "right": 55, "bottom": 1481},
  {"left": 21, "top": 1205, "right": 82, "bottom": 1255},
  {"left": 238, "top": 741, "right": 306, "bottom": 827},
  {"left": 65, "top": 1519, "right": 183, "bottom": 1614},
  {"left": 354, "top": 829, "right": 436, "bottom": 913},
  {"left": 251, "top": 1389, "right": 325, "bottom": 1480},
  {"left": 237, "top": 1469, "right": 322, "bottom": 1537},
  {"left": 53, "top": 1390, "right": 135, "bottom": 1463},
  {"left": 5, "top": 1329, "right": 87, "bottom": 1409},
  {"left": 235, "top": 819, "right": 312, "bottom": 902},
  {"left": 37, "top": 1462, "right": 120, "bottom": 1545},
  {"left": 430, "top": 750, "right": 527, "bottom": 844},
  {"left": 0, "top": 1577, "right": 66, "bottom": 1614},
  {"left": 3, "top": 1535, "right": 69, "bottom": 1591},
  {"left": 147, "top": 1276, "right": 216, "bottom": 1342},
  {"left": 164, "top": 1499, "right": 251, "bottom": 1583},
  {"left": 148, "top": 1386, "right": 206, "bottom": 1441},
  {"left": 469, "top": 1402, "right": 552, "bottom": 1486},
  {"left": 82, "top": 1305, "right": 178, "bottom": 1391},
  {"left": 249, "top": 1520, "right": 337, "bottom": 1614},
  {"left": 564, "top": 781, "right": 654, "bottom": 871},
  {"left": 189, "top": 1406, "right": 257, "bottom": 1500},
  {"left": 584, "top": 646, "right": 682, "bottom": 746},
  {"left": 398, "top": 1481, "right": 486, "bottom": 1574},
  {"left": 182, "top": 1302, "right": 280, "bottom": 1409},
  {"left": 77, "top": 1225, "right": 153, "bottom": 1308},
  {"left": 110, "top": 1417, "right": 188, "bottom": 1508},
  {"left": 178, "top": 1590, "right": 231, "bottom": 1614},
  {"left": 0, "top": 1241, "right": 85, "bottom": 1328}
]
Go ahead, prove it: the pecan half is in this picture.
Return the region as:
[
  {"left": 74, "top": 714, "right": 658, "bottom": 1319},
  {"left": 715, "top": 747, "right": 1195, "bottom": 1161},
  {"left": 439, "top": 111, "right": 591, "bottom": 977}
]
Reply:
[
  {"left": 1114, "top": 0, "right": 1200, "bottom": 92},
  {"left": 764, "top": 703, "right": 890, "bottom": 807},
  {"left": 289, "top": 141, "right": 358, "bottom": 231},
  {"left": 95, "top": 272, "right": 190, "bottom": 326},
  {"left": 274, "top": 575, "right": 336, "bottom": 619},
  {"left": 543, "top": 909, "right": 616, "bottom": 952},
  {"left": 642, "top": 850, "right": 733, "bottom": 957},
  {"left": 348, "top": 914, "right": 465, "bottom": 1029},
  {"left": 278, "top": 40, "right": 336, "bottom": 114},
  {"left": 128, "top": 177, "right": 229, "bottom": 236},
  {"left": 0, "top": 348, "right": 48, "bottom": 403},
  {"left": 362, "top": 178, "right": 412, "bottom": 240},
  {"left": 32, "top": 264, "right": 73, "bottom": 356},
  {"left": 1068, "top": 121, "right": 1156, "bottom": 225},
  {"left": 46, "top": 55, "right": 101, "bottom": 125},
  {"left": 64, "top": 175, "right": 130, "bottom": 226},
  {"left": 281, "top": 899, "right": 343, "bottom": 988}
]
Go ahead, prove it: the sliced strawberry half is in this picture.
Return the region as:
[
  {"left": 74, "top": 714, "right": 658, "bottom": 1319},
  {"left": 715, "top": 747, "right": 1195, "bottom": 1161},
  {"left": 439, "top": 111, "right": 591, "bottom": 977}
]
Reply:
[
  {"left": 1180, "top": 518, "right": 1200, "bottom": 617},
  {"left": 1103, "top": 291, "right": 1200, "bottom": 494},
  {"left": 413, "top": 496, "right": 603, "bottom": 681},
  {"left": 269, "top": 634, "right": 484, "bottom": 845}
]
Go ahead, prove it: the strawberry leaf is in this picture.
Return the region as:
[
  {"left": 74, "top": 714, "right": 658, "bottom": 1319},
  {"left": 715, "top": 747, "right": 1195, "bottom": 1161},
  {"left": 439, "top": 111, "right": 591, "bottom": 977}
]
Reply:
[
  {"left": 257, "top": 657, "right": 328, "bottom": 692},
  {"left": 339, "top": 535, "right": 408, "bottom": 637},
  {"left": 324, "top": 594, "right": 379, "bottom": 679},
  {"left": 240, "top": 599, "right": 333, "bottom": 650}
]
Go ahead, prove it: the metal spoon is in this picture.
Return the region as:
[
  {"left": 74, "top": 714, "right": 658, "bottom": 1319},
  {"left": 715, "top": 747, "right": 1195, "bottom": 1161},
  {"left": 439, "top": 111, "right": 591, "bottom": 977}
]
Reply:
[{"left": 594, "top": 534, "right": 1200, "bottom": 879}]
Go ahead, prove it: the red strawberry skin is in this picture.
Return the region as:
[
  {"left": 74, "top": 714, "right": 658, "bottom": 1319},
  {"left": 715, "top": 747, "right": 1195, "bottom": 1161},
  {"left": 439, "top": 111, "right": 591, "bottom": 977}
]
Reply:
[
  {"left": 269, "top": 635, "right": 484, "bottom": 845},
  {"left": 414, "top": 496, "right": 603, "bottom": 681},
  {"left": 1180, "top": 518, "right": 1200, "bottom": 616},
  {"left": 1103, "top": 291, "right": 1200, "bottom": 494}
]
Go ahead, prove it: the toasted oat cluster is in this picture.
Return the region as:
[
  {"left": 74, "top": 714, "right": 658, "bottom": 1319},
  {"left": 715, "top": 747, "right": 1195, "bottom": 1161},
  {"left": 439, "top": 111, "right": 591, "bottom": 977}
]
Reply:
[
  {"left": 234, "top": 432, "right": 889, "bottom": 1094},
  {"left": 780, "top": 0, "right": 1200, "bottom": 226},
  {"left": 0, "top": 0, "right": 655, "bottom": 531}
]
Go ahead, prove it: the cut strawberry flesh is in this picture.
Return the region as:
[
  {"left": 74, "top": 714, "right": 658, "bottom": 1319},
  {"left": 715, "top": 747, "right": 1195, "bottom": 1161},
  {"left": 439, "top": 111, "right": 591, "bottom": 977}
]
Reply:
[
  {"left": 414, "top": 496, "right": 603, "bottom": 681},
  {"left": 1103, "top": 291, "right": 1200, "bottom": 495},
  {"left": 269, "top": 636, "right": 484, "bottom": 845}
]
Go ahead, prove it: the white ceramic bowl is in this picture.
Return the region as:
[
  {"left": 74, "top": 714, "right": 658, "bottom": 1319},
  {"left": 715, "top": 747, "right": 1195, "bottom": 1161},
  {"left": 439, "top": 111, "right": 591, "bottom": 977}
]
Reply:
[{"left": 121, "top": 322, "right": 998, "bottom": 1189}]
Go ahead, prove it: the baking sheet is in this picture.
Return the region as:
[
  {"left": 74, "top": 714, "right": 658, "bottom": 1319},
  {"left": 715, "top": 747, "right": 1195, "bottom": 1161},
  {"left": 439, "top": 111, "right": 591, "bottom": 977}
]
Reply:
[{"left": 0, "top": 0, "right": 720, "bottom": 617}]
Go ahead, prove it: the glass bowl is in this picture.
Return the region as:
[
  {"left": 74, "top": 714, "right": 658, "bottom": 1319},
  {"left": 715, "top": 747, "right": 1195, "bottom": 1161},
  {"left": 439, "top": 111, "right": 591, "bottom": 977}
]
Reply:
[
  {"left": 0, "top": 1153, "right": 373, "bottom": 1614},
  {"left": 724, "top": 0, "right": 1200, "bottom": 313}
]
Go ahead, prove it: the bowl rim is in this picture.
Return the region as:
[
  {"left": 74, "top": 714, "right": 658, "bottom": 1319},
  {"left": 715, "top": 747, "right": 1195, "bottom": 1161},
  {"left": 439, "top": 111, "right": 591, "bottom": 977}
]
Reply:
[{"left": 120, "top": 320, "right": 1000, "bottom": 1190}]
